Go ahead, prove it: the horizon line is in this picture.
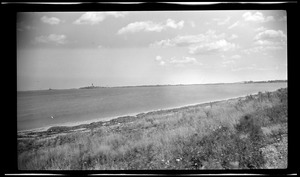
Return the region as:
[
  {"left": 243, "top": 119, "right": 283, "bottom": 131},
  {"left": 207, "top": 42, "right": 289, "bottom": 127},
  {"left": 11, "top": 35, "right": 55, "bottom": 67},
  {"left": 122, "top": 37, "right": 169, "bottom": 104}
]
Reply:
[{"left": 17, "top": 79, "right": 287, "bottom": 92}]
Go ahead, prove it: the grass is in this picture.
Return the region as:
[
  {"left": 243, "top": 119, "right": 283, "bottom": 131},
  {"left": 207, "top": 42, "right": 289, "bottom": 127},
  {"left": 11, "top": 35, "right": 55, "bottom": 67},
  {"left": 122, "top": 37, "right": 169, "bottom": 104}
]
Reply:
[{"left": 18, "top": 87, "right": 288, "bottom": 170}]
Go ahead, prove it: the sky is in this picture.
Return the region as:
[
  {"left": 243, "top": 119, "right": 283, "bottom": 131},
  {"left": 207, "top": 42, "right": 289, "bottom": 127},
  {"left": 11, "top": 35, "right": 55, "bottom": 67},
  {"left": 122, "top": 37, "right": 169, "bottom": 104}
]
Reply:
[{"left": 17, "top": 10, "right": 287, "bottom": 91}]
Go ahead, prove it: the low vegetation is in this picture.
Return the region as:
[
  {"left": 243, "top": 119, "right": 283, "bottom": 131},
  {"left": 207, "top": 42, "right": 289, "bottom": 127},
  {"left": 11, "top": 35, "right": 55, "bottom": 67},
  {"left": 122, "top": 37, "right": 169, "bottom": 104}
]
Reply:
[{"left": 18, "top": 88, "right": 287, "bottom": 170}]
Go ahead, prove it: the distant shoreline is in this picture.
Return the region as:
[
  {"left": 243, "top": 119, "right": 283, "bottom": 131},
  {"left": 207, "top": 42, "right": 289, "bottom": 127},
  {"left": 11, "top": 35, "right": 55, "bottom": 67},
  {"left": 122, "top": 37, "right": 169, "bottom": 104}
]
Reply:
[
  {"left": 17, "top": 86, "right": 287, "bottom": 135},
  {"left": 17, "top": 80, "right": 287, "bottom": 92}
]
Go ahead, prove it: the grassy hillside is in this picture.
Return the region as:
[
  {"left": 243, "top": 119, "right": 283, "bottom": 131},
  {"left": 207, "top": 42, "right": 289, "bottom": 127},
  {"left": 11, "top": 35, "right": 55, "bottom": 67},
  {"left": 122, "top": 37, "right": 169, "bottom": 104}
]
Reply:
[{"left": 18, "top": 88, "right": 287, "bottom": 170}]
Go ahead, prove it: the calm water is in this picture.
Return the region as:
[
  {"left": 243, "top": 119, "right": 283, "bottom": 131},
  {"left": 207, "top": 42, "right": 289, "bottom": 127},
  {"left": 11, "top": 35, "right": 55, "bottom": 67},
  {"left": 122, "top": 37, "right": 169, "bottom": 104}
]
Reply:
[{"left": 17, "top": 82, "right": 287, "bottom": 131}]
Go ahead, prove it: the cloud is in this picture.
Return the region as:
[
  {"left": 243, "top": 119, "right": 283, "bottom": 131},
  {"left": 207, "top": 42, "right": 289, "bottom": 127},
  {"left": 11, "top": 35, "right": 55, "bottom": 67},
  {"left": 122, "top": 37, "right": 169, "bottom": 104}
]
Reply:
[
  {"left": 169, "top": 56, "right": 200, "bottom": 65},
  {"left": 155, "top": 56, "right": 202, "bottom": 66},
  {"left": 189, "top": 39, "right": 237, "bottom": 55},
  {"left": 35, "top": 34, "right": 67, "bottom": 45},
  {"left": 242, "top": 46, "right": 273, "bottom": 55},
  {"left": 243, "top": 29, "right": 287, "bottom": 54},
  {"left": 209, "top": 17, "right": 231, "bottom": 26},
  {"left": 242, "top": 11, "right": 274, "bottom": 23},
  {"left": 222, "top": 60, "right": 235, "bottom": 67},
  {"left": 228, "top": 34, "right": 238, "bottom": 40},
  {"left": 151, "top": 30, "right": 238, "bottom": 56},
  {"left": 150, "top": 39, "right": 175, "bottom": 48},
  {"left": 155, "top": 55, "right": 162, "bottom": 61},
  {"left": 254, "top": 29, "right": 287, "bottom": 42},
  {"left": 155, "top": 55, "right": 165, "bottom": 65},
  {"left": 165, "top": 19, "right": 184, "bottom": 29},
  {"left": 41, "top": 16, "right": 61, "bottom": 25},
  {"left": 118, "top": 21, "right": 164, "bottom": 34},
  {"left": 159, "top": 60, "right": 166, "bottom": 66},
  {"left": 74, "top": 12, "right": 104, "bottom": 25},
  {"left": 170, "top": 35, "right": 205, "bottom": 46},
  {"left": 228, "top": 21, "right": 240, "bottom": 29},
  {"left": 117, "top": 19, "right": 184, "bottom": 34},
  {"left": 279, "top": 15, "right": 287, "bottom": 21},
  {"left": 228, "top": 11, "right": 274, "bottom": 29},
  {"left": 105, "top": 11, "right": 128, "bottom": 18},
  {"left": 242, "top": 45, "right": 284, "bottom": 55},
  {"left": 150, "top": 30, "right": 226, "bottom": 48},
  {"left": 220, "top": 54, "right": 241, "bottom": 64},
  {"left": 18, "top": 25, "right": 35, "bottom": 31},
  {"left": 17, "top": 21, "right": 36, "bottom": 31},
  {"left": 231, "top": 54, "right": 241, "bottom": 59},
  {"left": 74, "top": 12, "right": 127, "bottom": 25},
  {"left": 254, "top": 40, "right": 283, "bottom": 46},
  {"left": 254, "top": 26, "right": 267, "bottom": 32},
  {"left": 231, "top": 65, "right": 278, "bottom": 72}
]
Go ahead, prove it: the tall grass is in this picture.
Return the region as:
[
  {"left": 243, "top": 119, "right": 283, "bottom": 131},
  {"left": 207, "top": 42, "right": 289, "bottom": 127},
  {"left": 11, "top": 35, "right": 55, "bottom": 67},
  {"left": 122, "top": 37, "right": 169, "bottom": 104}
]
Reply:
[{"left": 18, "top": 88, "right": 287, "bottom": 170}]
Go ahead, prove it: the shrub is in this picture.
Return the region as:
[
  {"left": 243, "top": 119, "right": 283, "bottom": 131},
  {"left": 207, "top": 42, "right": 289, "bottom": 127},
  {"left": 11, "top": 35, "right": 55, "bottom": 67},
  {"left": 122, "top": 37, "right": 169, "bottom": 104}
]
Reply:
[
  {"left": 235, "top": 114, "right": 265, "bottom": 144},
  {"left": 265, "top": 104, "right": 287, "bottom": 124},
  {"left": 203, "top": 109, "right": 211, "bottom": 118},
  {"left": 121, "top": 143, "right": 156, "bottom": 169},
  {"left": 169, "top": 123, "right": 267, "bottom": 169}
]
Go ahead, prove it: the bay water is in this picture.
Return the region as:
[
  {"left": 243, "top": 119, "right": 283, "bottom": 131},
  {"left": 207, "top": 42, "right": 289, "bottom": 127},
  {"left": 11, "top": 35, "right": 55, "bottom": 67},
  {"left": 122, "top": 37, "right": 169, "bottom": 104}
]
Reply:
[{"left": 17, "top": 82, "right": 287, "bottom": 131}]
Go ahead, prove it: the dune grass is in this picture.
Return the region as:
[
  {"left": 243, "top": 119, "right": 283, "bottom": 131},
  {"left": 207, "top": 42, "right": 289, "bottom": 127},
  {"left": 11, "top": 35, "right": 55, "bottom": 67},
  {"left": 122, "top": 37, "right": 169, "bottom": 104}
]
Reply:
[{"left": 18, "top": 88, "right": 287, "bottom": 170}]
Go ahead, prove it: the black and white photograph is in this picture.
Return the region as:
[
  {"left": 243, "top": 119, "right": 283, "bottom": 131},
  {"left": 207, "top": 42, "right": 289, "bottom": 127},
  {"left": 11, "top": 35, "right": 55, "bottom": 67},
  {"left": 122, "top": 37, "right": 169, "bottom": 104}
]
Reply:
[{"left": 9, "top": 2, "right": 294, "bottom": 174}]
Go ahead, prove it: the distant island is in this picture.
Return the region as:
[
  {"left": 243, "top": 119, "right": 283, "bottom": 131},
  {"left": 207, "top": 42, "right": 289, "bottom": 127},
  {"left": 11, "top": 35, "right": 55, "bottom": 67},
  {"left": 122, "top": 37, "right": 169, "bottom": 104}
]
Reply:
[
  {"left": 78, "top": 80, "right": 287, "bottom": 89},
  {"left": 17, "top": 80, "right": 288, "bottom": 92},
  {"left": 19, "top": 80, "right": 287, "bottom": 92},
  {"left": 243, "top": 80, "right": 287, "bottom": 84},
  {"left": 79, "top": 83, "right": 106, "bottom": 89}
]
